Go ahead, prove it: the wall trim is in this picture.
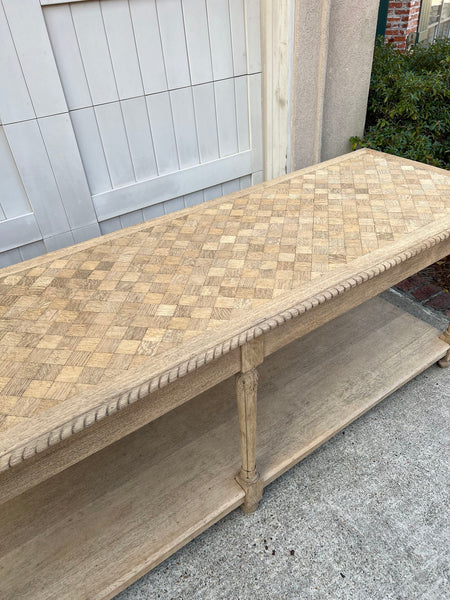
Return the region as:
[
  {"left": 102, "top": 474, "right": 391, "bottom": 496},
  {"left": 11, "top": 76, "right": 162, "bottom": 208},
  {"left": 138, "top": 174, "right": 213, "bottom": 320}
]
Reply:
[
  {"left": 260, "top": 0, "right": 293, "bottom": 180},
  {"left": 93, "top": 151, "right": 253, "bottom": 221}
]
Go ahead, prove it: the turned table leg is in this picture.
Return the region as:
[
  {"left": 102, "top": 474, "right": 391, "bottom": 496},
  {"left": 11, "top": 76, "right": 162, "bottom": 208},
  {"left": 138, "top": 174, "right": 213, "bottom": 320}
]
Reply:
[
  {"left": 438, "top": 324, "right": 450, "bottom": 368},
  {"left": 235, "top": 338, "right": 264, "bottom": 513}
]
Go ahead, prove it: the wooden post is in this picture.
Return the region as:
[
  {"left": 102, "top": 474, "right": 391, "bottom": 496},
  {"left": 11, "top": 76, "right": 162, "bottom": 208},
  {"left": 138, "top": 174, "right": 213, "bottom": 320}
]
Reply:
[
  {"left": 235, "top": 337, "right": 264, "bottom": 513},
  {"left": 438, "top": 324, "right": 450, "bottom": 368}
]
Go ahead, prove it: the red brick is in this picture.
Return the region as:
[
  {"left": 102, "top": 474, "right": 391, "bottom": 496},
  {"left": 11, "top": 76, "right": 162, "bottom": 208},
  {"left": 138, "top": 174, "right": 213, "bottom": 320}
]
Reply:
[
  {"left": 412, "top": 284, "right": 442, "bottom": 301},
  {"left": 396, "top": 279, "right": 418, "bottom": 292},
  {"left": 408, "top": 273, "right": 430, "bottom": 287},
  {"left": 425, "top": 293, "right": 450, "bottom": 311}
]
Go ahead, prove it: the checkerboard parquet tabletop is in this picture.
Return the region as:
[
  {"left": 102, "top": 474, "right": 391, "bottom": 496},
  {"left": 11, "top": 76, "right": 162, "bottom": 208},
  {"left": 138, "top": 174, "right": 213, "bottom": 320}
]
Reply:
[{"left": 0, "top": 149, "right": 449, "bottom": 437}]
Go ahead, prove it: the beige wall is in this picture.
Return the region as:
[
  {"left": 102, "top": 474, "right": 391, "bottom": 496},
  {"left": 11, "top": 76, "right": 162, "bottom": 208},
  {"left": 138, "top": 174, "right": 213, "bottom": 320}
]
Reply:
[{"left": 289, "top": 0, "right": 380, "bottom": 171}]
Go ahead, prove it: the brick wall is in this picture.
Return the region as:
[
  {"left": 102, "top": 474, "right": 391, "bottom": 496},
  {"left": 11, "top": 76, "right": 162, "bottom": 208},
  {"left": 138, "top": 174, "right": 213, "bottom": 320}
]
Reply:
[{"left": 385, "top": 0, "right": 421, "bottom": 50}]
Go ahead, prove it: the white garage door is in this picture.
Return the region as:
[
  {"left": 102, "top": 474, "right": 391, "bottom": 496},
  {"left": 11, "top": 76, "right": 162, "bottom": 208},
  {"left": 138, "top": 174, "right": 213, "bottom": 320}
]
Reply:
[{"left": 0, "top": 0, "right": 262, "bottom": 266}]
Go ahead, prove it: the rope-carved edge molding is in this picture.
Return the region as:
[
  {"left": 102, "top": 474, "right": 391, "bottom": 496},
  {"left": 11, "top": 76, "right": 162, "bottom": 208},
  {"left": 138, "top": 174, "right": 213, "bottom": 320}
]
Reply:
[{"left": 2, "top": 228, "right": 450, "bottom": 472}]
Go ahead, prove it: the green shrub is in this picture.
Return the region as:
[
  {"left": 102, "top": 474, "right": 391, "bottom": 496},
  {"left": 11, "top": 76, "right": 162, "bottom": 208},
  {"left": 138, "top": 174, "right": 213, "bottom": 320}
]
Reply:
[{"left": 351, "top": 37, "right": 450, "bottom": 169}]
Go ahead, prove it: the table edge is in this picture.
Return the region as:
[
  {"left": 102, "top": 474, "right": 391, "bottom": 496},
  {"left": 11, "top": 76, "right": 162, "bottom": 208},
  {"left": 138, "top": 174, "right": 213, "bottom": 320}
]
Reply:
[
  {"left": 1, "top": 214, "right": 449, "bottom": 473},
  {"left": 1, "top": 149, "right": 447, "bottom": 282}
]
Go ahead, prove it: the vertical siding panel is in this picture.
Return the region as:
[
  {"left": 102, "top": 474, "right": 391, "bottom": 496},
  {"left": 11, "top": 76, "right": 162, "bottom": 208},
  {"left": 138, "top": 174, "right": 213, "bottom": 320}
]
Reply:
[
  {"left": 100, "top": 217, "right": 122, "bottom": 235},
  {"left": 120, "top": 209, "right": 144, "bottom": 228},
  {"left": 19, "top": 241, "right": 46, "bottom": 261},
  {"left": 72, "top": 223, "right": 101, "bottom": 243},
  {"left": 43, "top": 5, "right": 91, "bottom": 111},
  {"left": 146, "top": 93, "right": 179, "bottom": 175},
  {"left": 70, "top": 107, "right": 112, "bottom": 195},
  {"left": 129, "top": 0, "right": 167, "bottom": 95},
  {"left": 4, "top": 120, "right": 70, "bottom": 238},
  {"left": 2, "top": 0, "right": 67, "bottom": 117},
  {"left": 206, "top": 0, "right": 234, "bottom": 79},
  {"left": 215, "top": 79, "right": 238, "bottom": 157},
  {"left": 182, "top": 0, "right": 213, "bottom": 85},
  {"left": 38, "top": 113, "right": 98, "bottom": 229},
  {"left": 192, "top": 83, "right": 220, "bottom": 163},
  {"left": 222, "top": 178, "right": 240, "bottom": 194},
  {"left": 229, "top": 0, "right": 247, "bottom": 76},
  {"left": 184, "top": 190, "right": 204, "bottom": 207},
  {"left": 239, "top": 174, "right": 252, "bottom": 189},
  {"left": 95, "top": 102, "right": 136, "bottom": 188},
  {"left": 0, "top": 248, "right": 22, "bottom": 268},
  {"left": 71, "top": 1, "right": 118, "bottom": 105},
  {"left": 44, "top": 231, "right": 75, "bottom": 253},
  {"left": 0, "top": 127, "right": 31, "bottom": 219},
  {"left": 235, "top": 76, "right": 250, "bottom": 151},
  {"left": 0, "top": 4, "right": 34, "bottom": 124},
  {"left": 143, "top": 203, "right": 165, "bottom": 220},
  {"left": 0, "top": 0, "right": 263, "bottom": 253},
  {"left": 244, "top": 0, "right": 261, "bottom": 73},
  {"left": 156, "top": 0, "right": 190, "bottom": 89},
  {"left": 121, "top": 97, "right": 158, "bottom": 182},
  {"left": 203, "top": 184, "right": 223, "bottom": 202},
  {"left": 170, "top": 88, "right": 200, "bottom": 169},
  {"left": 163, "top": 197, "right": 185, "bottom": 214},
  {"left": 100, "top": 0, "right": 144, "bottom": 100},
  {"left": 251, "top": 170, "right": 263, "bottom": 185}
]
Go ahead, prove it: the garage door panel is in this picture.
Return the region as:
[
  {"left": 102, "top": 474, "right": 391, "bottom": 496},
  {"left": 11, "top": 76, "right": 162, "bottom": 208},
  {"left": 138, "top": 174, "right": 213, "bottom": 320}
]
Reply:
[
  {"left": 101, "top": 0, "right": 144, "bottom": 99},
  {"left": 43, "top": 4, "right": 92, "bottom": 111},
  {"left": 4, "top": 120, "right": 70, "bottom": 238},
  {"left": 0, "top": 128, "right": 31, "bottom": 220},
  {"left": 121, "top": 97, "right": 159, "bottom": 182},
  {"left": 182, "top": 0, "right": 213, "bottom": 85},
  {"left": 215, "top": 79, "right": 239, "bottom": 157},
  {"left": 70, "top": 107, "right": 113, "bottom": 196},
  {"left": 95, "top": 102, "right": 136, "bottom": 188},
  {"left": 92, "top": 150, "right": 253, "bottom": 221},
  {"left": 129, "top": 0, "right": 167, "bottom": 95},
  {"left": 170, "top": 88, "right": 200, "bottom": 170},
  {"left": 44, "top": 0, "right": 262, "bottom": 220},
  {"left": 193, "top": 84, "right": 220, "bottom": 163},
  {"left": 207, "top": 0, "right": 234, "bottom": 80},
  {"left": 146, "top": 93, "right": 179, "bottom": 176},
  {"left": 156, "top": 0, "right": 191, "bottom": 89},
  {"left": 70, "top": 1, "right": 118, "bottom": 105},
  {"left": 0, "top": 0, "right": 262, "bottom": 266}
]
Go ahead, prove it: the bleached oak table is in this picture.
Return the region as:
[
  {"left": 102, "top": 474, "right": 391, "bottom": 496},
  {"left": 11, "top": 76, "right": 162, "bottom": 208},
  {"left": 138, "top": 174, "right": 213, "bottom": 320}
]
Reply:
[{"left": 0, "top": 149, "right": 449, "bottom": 600}]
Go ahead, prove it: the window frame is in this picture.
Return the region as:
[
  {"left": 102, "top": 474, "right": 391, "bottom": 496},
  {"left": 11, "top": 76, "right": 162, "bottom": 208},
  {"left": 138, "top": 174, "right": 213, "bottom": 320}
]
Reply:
[{"left": 418, "top": 0, "right": 450, "bottom": 43}]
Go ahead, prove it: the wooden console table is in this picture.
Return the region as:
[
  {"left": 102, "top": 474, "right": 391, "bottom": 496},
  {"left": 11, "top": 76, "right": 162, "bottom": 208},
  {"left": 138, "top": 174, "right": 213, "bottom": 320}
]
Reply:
[{"left": 0, "top": 149, "right": 449, "bottom": 599}]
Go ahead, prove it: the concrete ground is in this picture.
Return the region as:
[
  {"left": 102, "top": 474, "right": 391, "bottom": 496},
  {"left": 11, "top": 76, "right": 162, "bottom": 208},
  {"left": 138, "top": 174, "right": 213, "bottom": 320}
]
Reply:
[{"left": 117, "top": 290, "right": 449, "bottom": 600}]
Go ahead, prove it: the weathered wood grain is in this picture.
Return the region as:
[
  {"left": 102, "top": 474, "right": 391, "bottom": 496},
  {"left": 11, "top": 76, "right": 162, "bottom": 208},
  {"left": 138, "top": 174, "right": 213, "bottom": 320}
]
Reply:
[
  {"left": 0, "top": 349, "right": 240, "bottom": 505},
  {"left": 0, "top": 149, "right": 449, "bottom": 473},
  {"left": 0, "top": 297, "right": 446, "bottom": 600}
]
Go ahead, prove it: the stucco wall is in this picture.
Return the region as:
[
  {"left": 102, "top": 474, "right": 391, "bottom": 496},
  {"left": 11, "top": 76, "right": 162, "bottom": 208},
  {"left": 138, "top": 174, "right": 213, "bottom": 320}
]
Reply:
[{"left": 290, "top": 0, "right": 380, "bottom": 170}]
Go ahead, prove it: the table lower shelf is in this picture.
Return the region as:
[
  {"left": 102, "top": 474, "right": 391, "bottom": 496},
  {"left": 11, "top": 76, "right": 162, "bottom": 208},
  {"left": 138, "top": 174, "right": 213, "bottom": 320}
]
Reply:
[{"left": 0, "top": 297, "right": 447, "bottom": 600}]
